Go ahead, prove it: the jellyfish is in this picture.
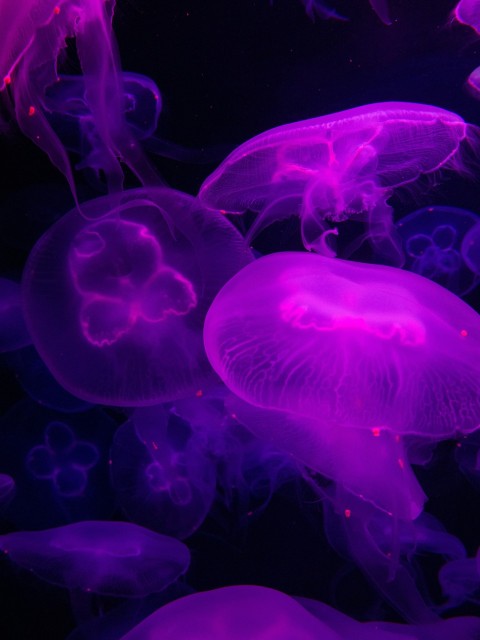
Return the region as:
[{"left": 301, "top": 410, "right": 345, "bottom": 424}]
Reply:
[
  {"left": 0, "top": 278, "right": 31, "bottom": 352},
  {"left": 454, "top": 0, "right": 480, "bottom": 34},
  {"left": 118, "top": 585, "right": 337, "bottom": 640},
  {"left": 22, "top": 187, "right": 253, "bottom": 405},
  {"left": 204, "top": 251, "right": 480, "bottom": 619},
  {"left": 0, "top": 0, "right": 158, "bottom": 197},
  {"left": 438, "top": 548, "right": 480, "bottom": 609},
  {"left": 110, "top": 405, "right": 217, "bottom": 539},
  {"left": 396, "top": 206, "right": 480, "bottom": 296},
  {"left": 0, "top": 399, "right": 116, "bottom": 529},
  {"left": 0, "top": 520, "right": 190, "bottom": 597},
  {"left": 461, "top": 220, "right": 480, "bottom": 276},
  {"left": 199, "top": 102, "right": 475, "bottom": 265}
]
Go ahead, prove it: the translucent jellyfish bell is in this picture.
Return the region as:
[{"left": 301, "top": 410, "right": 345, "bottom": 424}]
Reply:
[
  {"left": 22, "top": 188, "right": 253, "bottom": 405},
  {"left": 454, "top": 0, "right": 480, "bottom": 34},
  {"left": 199, "top": 103, "right": 474, "bottom": 265},
  {"left": 0, "top": 521, "right": 190, "bottom": 597},
  {"left": 396, "top": 206, "right": 480, "bottom": 295}
]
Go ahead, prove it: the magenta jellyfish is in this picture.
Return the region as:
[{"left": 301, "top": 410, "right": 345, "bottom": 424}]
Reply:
[
  {"left": 118, "top": 585, "right": 336, "bottom": 640},
  {"left": 454, "top": 0, "right": 480, "bottom": 34},
  {"left": 0, "top": 0, "right": 157, "bottom": 196},
  {"left": 199, "top": 103, "right": 475, "bottom": 265},
  {"left": 110, "top": 405, "right": 217, "bottom": 539},
  {"left": 0, "top": 520, "right": 190, "bottom": 597},
  {"left": 396, "top": 206, "right": 480, "bottom": 295},
  {"left": 461, "top": 220, "right": 480, "bottom": 276},
  {"left": 204, "top": 251, "right": 480, "bottom": 619},
  {"left": 22, "top": 187, "right": 253, "bottom": 405}
]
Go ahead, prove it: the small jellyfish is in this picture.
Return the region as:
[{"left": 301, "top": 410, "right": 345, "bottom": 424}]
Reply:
[
  {"left": 461, "top": 220, "right": 480, "bottom": 276},
  {"left": 0, "top": 399, "right": 116, "bottom": 529},
  {"left": 396, "top": 206, "right": 480, "bottom": 295},
  {"left": 0, "top": 520, "right": 190, "bottom": 597},
  {"left": 199, "top": 103, "right": 475, "bottom": 265},
  {"left": 118, "top": 585, "right": 336, "bottom": 640},
  {"left": 0, "top": 278, "right": 31, "bottom": 352},
  {"left": 0, "top": 0, "right": 157, "bottom": 196},
  {"left": 110, "top": 406, "right": 217, "bottom": 539},
  {"left": 22, "top": 187, "right": 253, "bottom": 405}
]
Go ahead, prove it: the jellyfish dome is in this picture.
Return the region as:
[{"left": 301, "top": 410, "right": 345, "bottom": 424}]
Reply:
[
  {"left": 454, "top": 0, "right": 480, "bottom": 34},
  {"left": 199, "top": 102, "right": 474, "bottom": 264},
  {"left": 0, "top": 521, "right": 190, "bottom": 597},
  {"left": 22, "top": 187, "right": 253, "bottom": 405}
]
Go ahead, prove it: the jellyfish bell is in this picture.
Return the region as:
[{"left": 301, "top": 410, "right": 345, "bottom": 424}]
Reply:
[
  {"left": 199, "top": 102, "right": 475, "bottom": 265},
  {"left": 0, "top": 520, "right": 190, "bottom": 597},
  {"left": 454, "top": 0, "right": 480, "bottom": 35},
  {"left": 396, "top": 206, "right": 480, "bottom": 296},
  {"left": 22, "top": 187, "right": 253, "bottom": 406}
]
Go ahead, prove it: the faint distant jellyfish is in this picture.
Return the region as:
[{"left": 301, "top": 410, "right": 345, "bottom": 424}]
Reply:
[
  {"left": 396, "top": 206, "right": 480, "bottom": 295},
  {"left": 26, "top": 421, "right": 99, "bottom": 497},
  {"left": 461, "top": 220, "right": 480, "bottom": 276},
  {"left": 199, "top": 103, "right": 474, "bottom": 265},
  {"left": 0, "top": 521, "right": 190, "bottom": 597},
  {"left": 110, "top": 405, "right": 217, "bottom": 539},
  {"left": 22, "top": 188, "right": 253, "bottom": 405},
  {"left": 0, "top": 278, "right": 31, "bottom": 352},
  {"left": 0, "top": 0, "right": 157, "bottom": 197},
  {"left": 204, "top": 253, "right": 480, "bottom": 605}
]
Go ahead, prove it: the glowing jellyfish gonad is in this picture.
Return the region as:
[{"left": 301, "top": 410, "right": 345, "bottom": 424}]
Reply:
[{"left": 199, "top": 103, "right": 475, "bottom": 265}]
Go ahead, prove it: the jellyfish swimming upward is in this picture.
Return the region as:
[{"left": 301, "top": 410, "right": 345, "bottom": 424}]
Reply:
[{"left": 199, "top": 103, "right": 475, "bottom": 265}]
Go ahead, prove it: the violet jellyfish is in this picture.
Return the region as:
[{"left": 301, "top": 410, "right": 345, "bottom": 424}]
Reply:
[
  {"left": 22, "top": 188, "right": 253, "bottom": 405},
  {"left": 454, "top": 0, "right": 480, "bottom": 34},
  {"left": 396, "top": 206, "right": 480, "bottom": 295},
  {"left": 204, "top": 252, "right": 480, "bottom": 618},
  {"left": 0, "top": 0, "right": 157, "bottom": 196},
  {"left": 0, "top": 521, "right": 190, "bottom": 597},
  {"left": 199, "top": 103, "right": 475, "bottom": 265}
]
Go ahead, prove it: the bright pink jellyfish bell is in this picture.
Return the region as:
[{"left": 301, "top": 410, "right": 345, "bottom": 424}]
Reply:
[
  {"left": 199, "top": 102, "right": 475, "bottom": 266},
  {"left": 22, "top": 187, "right": 253, "bottom": 406}
]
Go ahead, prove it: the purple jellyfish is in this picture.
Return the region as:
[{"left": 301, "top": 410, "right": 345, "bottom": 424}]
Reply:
[
  {"left": 199, "top": 103, "right": 475, "bottom": 265},
  {"left": 119, "top": 585, "right": 336, "bottom": 640},
  {"left": 0, "top": 0, "right": 157, "bottom": 196},
  {"left": 22, "top": 188, "right": 253, "bottom": 405},
  {"left": 454, "top": 0, "right": 480, "bottom": 34},
  {"left": 0, "top": 520, "right": 190, "bottom": 597},
  {"left": 396, "top": 206, "right": 480, "bottom": 296},
  {"left": 110, "top": 405, "right": 217, "bottom": 539},
  {"left": 461, "top": 220, "right": 480, "bottom": 276},
  {"left": 204, "top": 251, "right": 480, "bottom": 619}
]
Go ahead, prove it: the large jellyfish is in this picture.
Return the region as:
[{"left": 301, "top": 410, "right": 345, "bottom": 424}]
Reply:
[
  {"left": 199, "top": 103, "right": 475, "bottom": 265},
  {"left": 0, "top": 0, "right": 157, "bottom": 196},
  {"left": 204, "top": 251, "right": 480, "bottom": 619},
  {"left": 22, "top": 187, "right": 253, "bottom": 405},
  {"left": 0, "top": 521, "right": 190, "bottom": 597}
]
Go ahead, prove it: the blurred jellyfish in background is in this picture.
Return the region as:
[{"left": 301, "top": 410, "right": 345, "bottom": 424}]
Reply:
[
  {"left": 439, "top": 548, "right": 480, "bottom": 610},
  {"left": 461, "top": 219, "right": 480, "bottom": 275},
  {"left": 0, "top": 399, "right": 115, "bottom": 529},
  {"left": 22, "top": 187, "right": 253, "bottom": 405},
  {"left": 204, "top": 251, "right": 480, "bottom": 620},
  {"left": 0, "top": 473, "right": 15, "bottom": 509},
  {"left": 199, "top": 103, "right": 475, "bottom": 266},
  {"left": 0, "top": 278, "right": 31, "bottom": 353},
  {"left": 0, "top": 0, "right": 158, "bottom": 196},
  {"left": 0, "top": 520, "right": 190, "bottom": 597},
  {"left": 110, "top": 405, "right": 217, "bottom": 540},
  {"left": 396, "top": 206, "right": 480, "bottom": 295}
]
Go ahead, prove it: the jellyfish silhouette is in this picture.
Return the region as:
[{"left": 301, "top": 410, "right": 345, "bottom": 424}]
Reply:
[
  {"left": 0, "top": 520, "right": 190, "bottom": 597},
  {"left": 396, "top": 206, "right": 480, "bottom": 296},
  {"left": 204, "top": 251, "right": 480, "bottom": 620},
  {"left": 22, "top": 187, "right": 253, "bottom": 405},
  {"left": 0, "top": 399, "right": 116, "bottom": 529},
  {"left": 199, "top": 103, "right": 475, "bottom": 265},
  {"left": 461, "top": 220, "right": 480, "bottom": 276},
  {"left": 0, "top": 0, "right": 157, "bottom": 196},
  {"left": 110, "top": 405, "right": 217, "bottom": 539}
]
